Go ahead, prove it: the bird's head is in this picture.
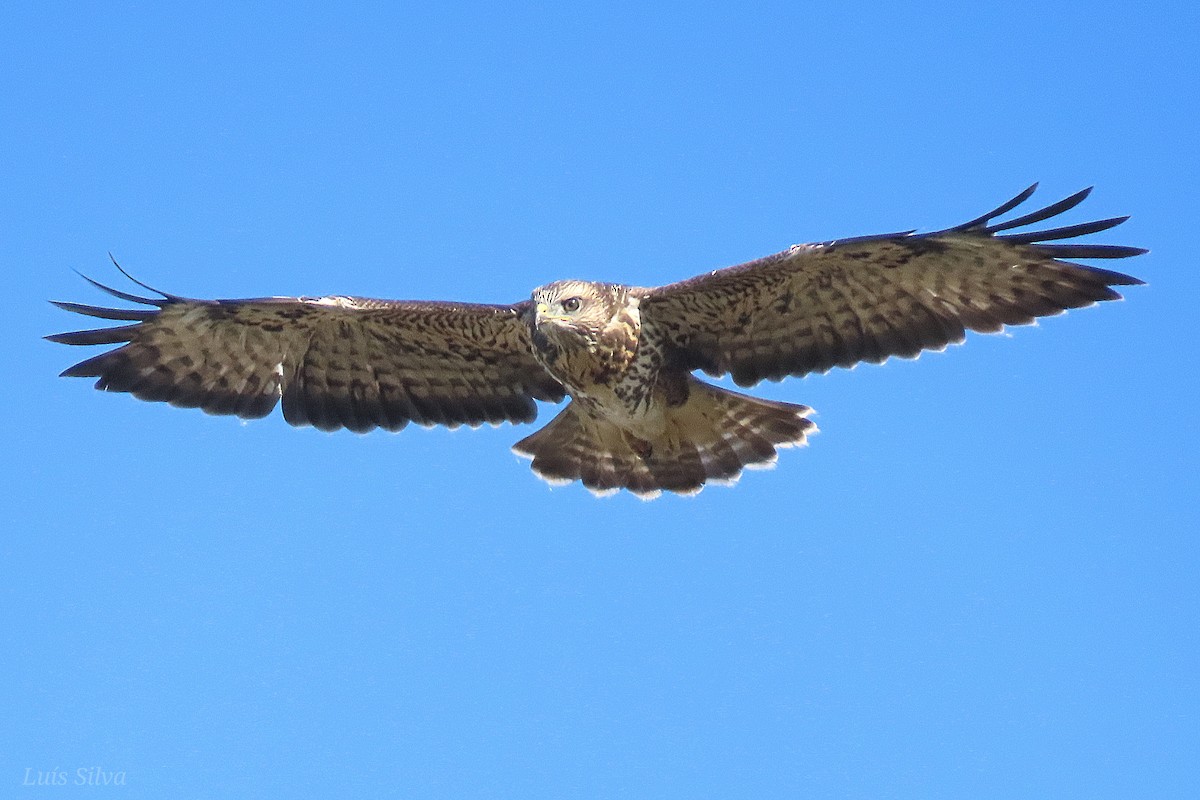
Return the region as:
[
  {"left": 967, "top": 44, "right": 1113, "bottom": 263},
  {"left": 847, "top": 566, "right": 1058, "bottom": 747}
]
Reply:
[
  {"left": 528, "top": 281, "right": 641, "bottom": 387},
  {"left": 531, "top": 280, "right": 611, "bottom": 345}
]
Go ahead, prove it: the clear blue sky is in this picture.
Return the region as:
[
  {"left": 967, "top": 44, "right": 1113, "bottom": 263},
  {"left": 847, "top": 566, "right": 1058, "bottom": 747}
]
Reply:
[{"left": 3, "top": 2, "right": 1197, "bottom": 797}]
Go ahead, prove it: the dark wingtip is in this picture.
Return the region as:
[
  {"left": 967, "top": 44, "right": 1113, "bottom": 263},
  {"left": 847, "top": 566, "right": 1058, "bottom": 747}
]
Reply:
[
  {"left": 948, "top": 183, "right": 1040, "bottom": 232},
  {"left": 45, "top": 325, "right": 139, "bottom": 346},
  {"left": 72, "top": 269, "right": 165, "bottom": 306},
  {"left": 1031, "top": 243, "right": 1148, "bottom": 260},
  {"left": 986, "top": 186, "right": 1094, "bottom": 234},
  {"left": 1097, "top": 263, "right": 1147, "bottom": 285},
  {"left": 50, "top": 300, "right": 155, "bottom": 320},
  {"left": 107, "top": 254, "right": 182, "bottom": 301},
  {"left": 58, "top": 354, "right": 106, "bottom": 378},
  {"left": 1002, "top": 215, "right": 1132, "bottom": 244}
]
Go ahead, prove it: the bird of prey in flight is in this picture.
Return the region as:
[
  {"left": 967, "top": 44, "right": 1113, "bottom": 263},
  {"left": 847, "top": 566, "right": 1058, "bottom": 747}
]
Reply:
[{"left": 50, "top": 185, "right": 1144, "bottom": 498}]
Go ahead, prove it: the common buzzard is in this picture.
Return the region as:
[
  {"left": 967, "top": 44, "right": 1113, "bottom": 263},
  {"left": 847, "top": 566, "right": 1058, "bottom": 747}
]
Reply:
[{"left": 50, "top": 185, "right": 1144, "bottom": 497}]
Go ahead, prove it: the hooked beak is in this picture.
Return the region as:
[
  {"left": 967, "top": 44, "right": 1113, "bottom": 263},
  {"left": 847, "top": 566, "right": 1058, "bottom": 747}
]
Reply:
[{"left": 535, "top": 302, "right": 560, "bottom": 328}]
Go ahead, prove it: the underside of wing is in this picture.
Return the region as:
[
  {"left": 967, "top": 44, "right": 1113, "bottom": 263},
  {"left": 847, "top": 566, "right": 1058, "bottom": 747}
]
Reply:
[
  {"left": 49, "top": 271, "right": 564, "bottom": 433},
  {"left": 641, "top": 185, "right": 1145, "bottom": 386}
]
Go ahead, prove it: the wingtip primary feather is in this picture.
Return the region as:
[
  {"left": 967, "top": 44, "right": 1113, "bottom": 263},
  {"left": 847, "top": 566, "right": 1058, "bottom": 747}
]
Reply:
[
  {"left": 108, "top": 254, "right": 183, "bottom": 302},
  {"left": 49, "top": 300, "right": 155, "bottom": 321},
  {"left": 985, "top": 186, "right": 1094, "bottom": 234},
  {"left": 1001, "top": 215, "right": 1131, "bottom": 244},
  {"left": 941, "top": 185, "right": 1146, "bottom": 270},
  {"left": 72, "top": 269, "right": 166, "bottom": 307},
  {"left": 949, "top": 182, "right": 1040, "bottom": 231},
  {"left": 45, "top": 324, "right": 141, "bottom": 346}
]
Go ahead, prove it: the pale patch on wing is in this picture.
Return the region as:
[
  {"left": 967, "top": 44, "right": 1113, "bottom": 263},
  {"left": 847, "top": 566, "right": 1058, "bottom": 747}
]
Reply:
[{"left": 303, "top": 295, "right": 368, "bottom": 308}]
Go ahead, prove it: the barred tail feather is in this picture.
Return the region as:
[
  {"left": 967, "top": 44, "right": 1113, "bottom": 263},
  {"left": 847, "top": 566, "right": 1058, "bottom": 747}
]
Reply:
[{"left": 512, "top": 379, "right": 816, "bottom": 498}]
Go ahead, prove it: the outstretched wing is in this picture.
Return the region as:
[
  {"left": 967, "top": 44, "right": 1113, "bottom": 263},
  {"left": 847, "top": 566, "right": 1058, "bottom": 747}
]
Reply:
[
  {"left": 49, "top": 274, "right": 564, "bottom": 432},
  {"left": 639, "top": 185, "right": 1146, "bottom": 387}
]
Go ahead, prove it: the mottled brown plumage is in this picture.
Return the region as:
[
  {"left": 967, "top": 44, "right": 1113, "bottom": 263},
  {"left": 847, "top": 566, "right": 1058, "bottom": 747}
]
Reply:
[{"left": 50, "top": 185, "right": 1145, "bottom": 497}]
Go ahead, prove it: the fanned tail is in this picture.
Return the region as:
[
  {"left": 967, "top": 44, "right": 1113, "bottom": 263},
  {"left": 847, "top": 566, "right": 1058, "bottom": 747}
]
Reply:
[{"left": 512, "top": 378, "right": 816, "bottom": 498}]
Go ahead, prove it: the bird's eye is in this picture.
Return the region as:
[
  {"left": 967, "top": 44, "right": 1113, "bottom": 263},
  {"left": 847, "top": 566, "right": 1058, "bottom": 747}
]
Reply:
[{"left": 561, "top": 297, "right": 582, "bottom": 313}]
